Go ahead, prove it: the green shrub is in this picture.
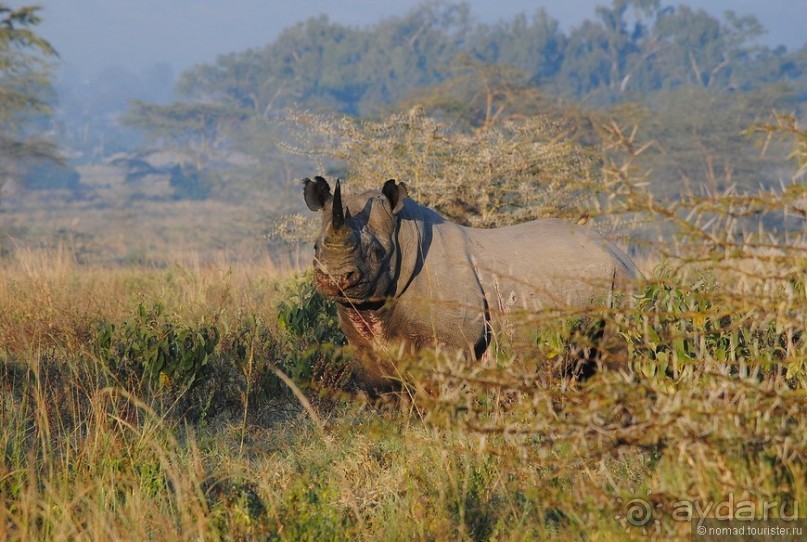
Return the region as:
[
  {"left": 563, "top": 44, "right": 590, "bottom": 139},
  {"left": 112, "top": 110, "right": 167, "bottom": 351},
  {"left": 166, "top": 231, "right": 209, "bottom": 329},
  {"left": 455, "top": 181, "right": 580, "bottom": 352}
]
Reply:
[
  {"left": 615, "top": 268, "right": 805, "bottom": 383},
  {"left": 269, "top": 473, "right": 352, "bottom": 541},
  {"left": 93, "top": 302, "right": 219, "bottom": 390},
  {"left": 205, "top": 478, "right": 268, "bottom": 539},
  {"left": 274, "top": 272, "right": 351, "bottom": 389}
]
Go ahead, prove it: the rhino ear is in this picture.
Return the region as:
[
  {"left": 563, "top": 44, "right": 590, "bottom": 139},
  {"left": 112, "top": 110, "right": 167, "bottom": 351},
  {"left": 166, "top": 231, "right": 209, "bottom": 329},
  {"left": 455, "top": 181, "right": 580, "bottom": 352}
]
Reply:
[
  {"left": 382, "top": 179, "right": 408, "bottom": 215},
  {"left": 303, "top": 176, "right": 332, "bottom": 211}
]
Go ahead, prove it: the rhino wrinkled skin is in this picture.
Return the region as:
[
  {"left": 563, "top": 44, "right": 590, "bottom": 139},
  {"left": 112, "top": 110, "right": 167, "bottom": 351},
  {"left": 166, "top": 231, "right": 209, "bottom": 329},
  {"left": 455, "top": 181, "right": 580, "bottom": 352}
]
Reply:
[{"left": 303, "top": 176, "right": 639, "bottom": 391}]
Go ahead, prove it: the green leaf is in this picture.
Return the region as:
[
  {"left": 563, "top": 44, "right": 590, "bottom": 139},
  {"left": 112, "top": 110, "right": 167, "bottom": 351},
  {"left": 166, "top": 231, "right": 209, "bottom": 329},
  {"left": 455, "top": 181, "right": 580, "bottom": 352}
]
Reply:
[{"left": 673, "top": 337, "right": 691, "bottom": 361}]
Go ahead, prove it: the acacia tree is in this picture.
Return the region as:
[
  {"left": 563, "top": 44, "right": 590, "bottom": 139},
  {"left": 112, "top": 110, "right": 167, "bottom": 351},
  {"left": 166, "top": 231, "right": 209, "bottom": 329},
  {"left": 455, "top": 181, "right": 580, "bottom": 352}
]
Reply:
[
  {"left": 124, "top": 100, "right": 248, "bottom": 169},
  {"left": 0, "top": 4, "right": 60, "bottom": 202},
  {"left": 399, "top": 57, "right": 564, "bottom": 134},
  {"left": 122, "top": 100, "right": 251, "bottom": 199}
]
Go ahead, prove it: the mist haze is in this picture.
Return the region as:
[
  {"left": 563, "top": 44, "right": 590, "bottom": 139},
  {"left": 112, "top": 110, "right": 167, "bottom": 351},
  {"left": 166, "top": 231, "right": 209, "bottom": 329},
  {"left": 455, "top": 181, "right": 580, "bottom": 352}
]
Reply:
[
  {"left": 2, "top": 0, "right": 806, "bottom": 264},
  {"left": 40, "top": 0, "right": 806, "bottom": 79}
]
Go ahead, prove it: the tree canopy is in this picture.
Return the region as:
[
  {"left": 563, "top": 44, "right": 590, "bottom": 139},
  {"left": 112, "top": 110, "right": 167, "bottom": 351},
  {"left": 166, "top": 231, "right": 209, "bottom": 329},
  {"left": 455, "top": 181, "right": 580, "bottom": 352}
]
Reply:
[
  {"left": 171, "top": 0, "right": 805, "bottom": 117},
  {"left": 111, "top": 1, "right": 807, "bottom": 217},
  {"left": 0, "top": 3, "right": 60, "bottom": 199}
]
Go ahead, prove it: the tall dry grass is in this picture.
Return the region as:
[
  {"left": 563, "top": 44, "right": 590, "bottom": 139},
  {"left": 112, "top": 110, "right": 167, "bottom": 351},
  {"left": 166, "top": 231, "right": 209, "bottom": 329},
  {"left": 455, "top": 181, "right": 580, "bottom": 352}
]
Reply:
[
  {"left": 0, "top": 247, "right": 288, "bottom": 352},
  {"left": 0, "top": 250, "right": 294, "bottom": 540}
]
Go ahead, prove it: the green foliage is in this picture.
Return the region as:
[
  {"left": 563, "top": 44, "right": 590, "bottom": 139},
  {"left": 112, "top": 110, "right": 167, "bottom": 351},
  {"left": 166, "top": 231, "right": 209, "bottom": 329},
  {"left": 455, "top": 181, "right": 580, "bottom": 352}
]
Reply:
[
  {"left": 94, "top": 302, "right": 220, "bottom": 390},
  {"left": 270, "top": 472, "right": 351, "bottom": 541},
  {"left": 227, "top": 313, "right": 276, "bottom": 366},
  {"left": 275, "top": 272, "right": 350, "bottom": 388},
  {"left": 277, "top": 273, "right": 341, "bottom": 341},
  {"left": 176, "top": 5, "right": 472, "bottom": 117},
  {"left": 205, "top": 478, "right": 268, "bottom": 539},
  {"left": 614, "top": 270, "right": 805, "bottom": 383}
]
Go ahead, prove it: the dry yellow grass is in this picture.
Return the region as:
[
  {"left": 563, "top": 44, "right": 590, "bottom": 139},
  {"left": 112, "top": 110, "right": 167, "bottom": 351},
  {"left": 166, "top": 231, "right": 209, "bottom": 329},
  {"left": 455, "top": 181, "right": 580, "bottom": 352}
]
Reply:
[{"left": 0, "top": 246, "right": 290, "bottom": 355}]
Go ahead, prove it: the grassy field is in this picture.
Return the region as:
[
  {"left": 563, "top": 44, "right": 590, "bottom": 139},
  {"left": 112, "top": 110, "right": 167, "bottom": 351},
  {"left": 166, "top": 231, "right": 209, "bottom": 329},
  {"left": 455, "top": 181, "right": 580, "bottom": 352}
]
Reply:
[
  {"left": 1, "top": 228, "right": 804, "bottom": 540},
  {"left": 1, "top": 118, "right": 805, "bottom": 540},
  {"left": 0, "top": 165, "right": 301, "bottom": 267}
]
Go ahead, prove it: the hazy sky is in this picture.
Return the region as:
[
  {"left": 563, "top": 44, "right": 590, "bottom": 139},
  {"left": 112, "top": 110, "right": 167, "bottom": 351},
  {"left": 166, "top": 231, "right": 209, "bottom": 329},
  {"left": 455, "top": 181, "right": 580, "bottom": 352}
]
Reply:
[{"left": 34, "top": 0, "right": 807, "bottom": 80}]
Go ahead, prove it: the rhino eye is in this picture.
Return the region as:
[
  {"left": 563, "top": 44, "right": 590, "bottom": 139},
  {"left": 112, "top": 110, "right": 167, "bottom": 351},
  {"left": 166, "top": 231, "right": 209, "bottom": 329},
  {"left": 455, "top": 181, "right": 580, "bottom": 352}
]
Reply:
[{"left": 369, "top": 245, "right": 384, "bottom": 263}]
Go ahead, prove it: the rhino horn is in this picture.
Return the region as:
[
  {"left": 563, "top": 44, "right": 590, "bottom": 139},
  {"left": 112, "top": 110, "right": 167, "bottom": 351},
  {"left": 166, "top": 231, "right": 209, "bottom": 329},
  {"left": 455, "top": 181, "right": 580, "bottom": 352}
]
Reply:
[
  {"left": 324, "top": 179, "right": 357, "bottom": 249},
  {"left": 332, "top": 179, "right": 345, "bottom": 230}
]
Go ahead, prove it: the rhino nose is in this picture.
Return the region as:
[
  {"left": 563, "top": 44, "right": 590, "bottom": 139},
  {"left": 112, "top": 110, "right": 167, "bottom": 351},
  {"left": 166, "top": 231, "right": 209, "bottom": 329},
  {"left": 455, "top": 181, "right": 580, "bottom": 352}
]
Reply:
[
  {"left": 340, "top": 270, "right": 361, "bottom": 288},
  {"left": 315, "top": 269, "right": 362, "bottom": 293}
]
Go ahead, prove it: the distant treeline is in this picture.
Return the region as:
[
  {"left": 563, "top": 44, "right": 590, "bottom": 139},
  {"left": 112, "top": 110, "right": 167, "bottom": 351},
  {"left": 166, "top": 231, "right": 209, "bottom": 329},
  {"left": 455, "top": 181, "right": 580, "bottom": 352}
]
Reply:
[
  {"left": 117, "top": 0, "right": 806, "bottom": 209},
  {"left": 175, "top": 0, "right": 806, "bottom": 116}
]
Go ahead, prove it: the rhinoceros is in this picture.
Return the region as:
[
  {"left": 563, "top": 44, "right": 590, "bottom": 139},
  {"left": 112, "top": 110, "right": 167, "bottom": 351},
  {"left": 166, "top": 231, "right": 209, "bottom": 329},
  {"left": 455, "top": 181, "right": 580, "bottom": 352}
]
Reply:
[{"left": 303, "top": 175, "right": 639, "bottom": 391}]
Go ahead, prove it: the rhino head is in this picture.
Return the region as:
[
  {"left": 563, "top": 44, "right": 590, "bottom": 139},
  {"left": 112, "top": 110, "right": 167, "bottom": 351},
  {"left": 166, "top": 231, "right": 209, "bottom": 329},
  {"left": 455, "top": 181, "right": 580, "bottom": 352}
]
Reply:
[{"left": 303, "top": 176, "right": 408, "bottom": 305}]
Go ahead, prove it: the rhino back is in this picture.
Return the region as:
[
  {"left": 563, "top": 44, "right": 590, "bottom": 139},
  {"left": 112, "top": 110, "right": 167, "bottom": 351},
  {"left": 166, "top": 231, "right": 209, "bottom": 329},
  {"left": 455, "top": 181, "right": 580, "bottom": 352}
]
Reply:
[{"left": 461, "top": 219, "right": 637, "bottom": 313}]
